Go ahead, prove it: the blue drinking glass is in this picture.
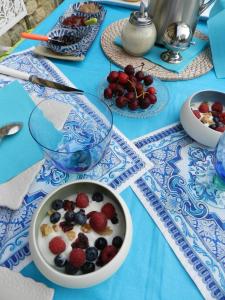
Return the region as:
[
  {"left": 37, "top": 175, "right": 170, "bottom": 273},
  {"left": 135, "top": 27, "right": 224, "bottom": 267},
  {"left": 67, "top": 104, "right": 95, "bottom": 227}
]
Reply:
[
  {"left": 214, "top": 132, "right": 225, "bottom": 186},
  {"left": 28, "top": 98, "right": 113, "bottom": 173}
]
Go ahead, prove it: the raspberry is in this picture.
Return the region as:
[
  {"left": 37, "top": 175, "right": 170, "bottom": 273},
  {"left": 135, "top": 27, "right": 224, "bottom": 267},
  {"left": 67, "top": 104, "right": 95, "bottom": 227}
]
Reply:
[
  {"left": 75, "top": 193, "right": 89, "bottom": 208},
  {"left": 87, "top": 211, "right": 98, "bottom": 219},
  {"left": 100, "top": 245, "right": 117, "bottom": 265},
  {"left": 211, "top": 102, "right": 223, "bottom": 113},
  {"left": 215, "top": 127, "right": 225, "bottom": 132},
  {"left": 49, "top": 237, "right": 66, "bottom": 255},
  {"left": 72, "top": 233, "right": 89, "bottom": 249},
  {"left": 101, "top": 203, "right": 116, "bottom": 219},
  {"left": 219, "top": 112, "right": 225, "bottom": 124},
  {"left": 192, "top": 109, "right": 201, "bottom": 119},
  {"left": 69, "top": 248, "right": 86, "bottom": 268},
  {"left": 89, "top": 212, "right": 107, "bottom": 232},
  {"left": 198, "top": 102, "right": 209, "bottom": 113}
]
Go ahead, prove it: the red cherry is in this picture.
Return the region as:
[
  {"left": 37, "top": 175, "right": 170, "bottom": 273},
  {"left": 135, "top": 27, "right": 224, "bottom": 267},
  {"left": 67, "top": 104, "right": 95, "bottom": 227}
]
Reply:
[
  {"left": 144, "top": 75, "right": 153, "bottom": 86},
  {"left": 124, "top": 64, "right": 135, "bottom": 75},
  {"left": 147, "top": 87, "right": 156, "bottom": 95},
  {"left": 140, "top": 95, "right": 151, "bottom": 109},
  {"left": 124, "top": 92, "right": 135, "bottom": 102},
  {"left": 104, "top": 87, "right": 113, "bottom": 99},
  {"left": 149, "top": 94, "right": 157, "bottom": 104},
  {"left": 128, "top": 99, "right": 139, "bottom": 110},
  {"left": 115, "top": 96, "right": 128, "bottom": 108},
  {"left": 107, "top": 71, "right": 119, "bottom": 83},
  {"left": 135, "top": 71, "right": 145, "bottom": 81},
  {"left": 114, "top": 84, "right": 124, "bottom": 96},
  {"left": 118, "top": 72, "right": 129, "bottom": 85},
  {"left": 136, "top": 82, "right": 144, "bottom": 95}
]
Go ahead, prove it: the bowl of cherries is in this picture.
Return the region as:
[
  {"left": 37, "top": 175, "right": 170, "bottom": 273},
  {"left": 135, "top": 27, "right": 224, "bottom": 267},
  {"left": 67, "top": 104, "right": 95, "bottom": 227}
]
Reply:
[{"left": 99, "top": 64, "right": 169, "bottom": 118}]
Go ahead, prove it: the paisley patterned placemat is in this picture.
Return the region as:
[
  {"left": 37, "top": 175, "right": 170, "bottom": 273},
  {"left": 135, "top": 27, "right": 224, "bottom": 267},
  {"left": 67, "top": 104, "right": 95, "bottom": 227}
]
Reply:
[
  {"left": 101, "top": 19, "right": 213, "bottom": 81},
  {"left": 0, "top": 49, "right": 152, "bottom": 271},
  {"left": 132, "top": 123, "right": 225, "bottom": 300}
]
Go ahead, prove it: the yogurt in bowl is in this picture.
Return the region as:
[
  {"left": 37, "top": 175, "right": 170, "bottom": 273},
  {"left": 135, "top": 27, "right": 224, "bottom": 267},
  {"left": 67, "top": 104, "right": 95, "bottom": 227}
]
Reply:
[{"left": 30, "top": 180, "right": 132, "bottom": 288}]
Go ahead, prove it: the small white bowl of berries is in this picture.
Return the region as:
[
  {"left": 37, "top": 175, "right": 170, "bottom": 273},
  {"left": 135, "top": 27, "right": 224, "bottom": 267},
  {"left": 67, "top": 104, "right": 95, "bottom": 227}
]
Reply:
[
  {"left": 100, "top": 64, "right": 169, "bottom": 118},
  {"left": 29, "top": 180, "right": 132, "bottom": 288},
  {"left": 180, "top": 90, "right": 225, "bottom": 148}
]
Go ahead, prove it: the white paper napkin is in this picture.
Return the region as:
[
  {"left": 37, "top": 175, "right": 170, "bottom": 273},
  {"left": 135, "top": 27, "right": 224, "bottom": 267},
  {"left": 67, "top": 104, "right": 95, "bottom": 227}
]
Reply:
[
  {"left": 0, "top": 98, "right": 71, "bottom": 210},
  {"left": 0, "top": 267, "right": 54, "bottom": 300}
]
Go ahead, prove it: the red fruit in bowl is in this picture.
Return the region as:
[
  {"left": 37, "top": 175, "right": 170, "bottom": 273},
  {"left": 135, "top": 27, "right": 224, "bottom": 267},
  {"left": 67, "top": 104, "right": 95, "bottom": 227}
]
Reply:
[
  {"left": 147, "top": 87, "right": 156, "bottom": 95},
  {"left": 211, "top": 102, "right": 223, "bottom": 113},
  {"left": 109, "top": 83, "right": 117, "bottom": 92},
  {"left": 135, "top": 82, "right": 143, "bottom": 94},
  {"left": 129, "top": 74, "right": 137, "bottom": 84},
  {"left": 149, "top": 94, "right": 157, "bottom": 104},
  {"left": 124, "top": 64, "right": 135, "bottom": 75},
  {"left": 100, "top": 245, "right": 118, "bottom": 264},
  {"left": 128, "top": 99, "right": 139, "bottom": 110},
  {"left": 144, "top": 75, "right": 153, "bottom": 86},
  {"left": 114, "top": 84, "right": 124, "bottom": 96},
  {"left": 101, "top": 202, "right": 116, "bottom": 219},
  {"left": 104, "top": 87, "right": 113, "bottom": 99},
  {"left": 215, "top": 126, "right": 225, "bottom": 132},
  {"left": 89, "top": 212, "right": 107, "bottom": 232},
  {"left": 118, "top": 72, "right": 129, "bottom": 85},
  {"left": 140, "top": 95, "right": 151, "bottom": 109},
  {"left": 116, "top": 96, "right": 128, "bottom": 108},
  {"left": 198, "top": 102, "right": 209, "bottom": 113},
  {"left": 192, "top": 109, "right": 201, "bottom": 119},
  {"left": 219, "top": 112, "right": 225, "bottom": 124},
  {"left": 49, "top": 237, "right": 66, "bottom": 255},
  {"left": 126, "top": 81, "right": 135, "bottom": 92},
  {"left": 75, "top": 192, "right": 89, "bottom": 208},
  {"left": 69, "top": 248, "right": 86, "bottom": 268},
  {"left": 135, "top": 70, "right": 145, "bottom": 81},
  {"left": 125, "top": 91, "right": 135, "bottom": 102},
  {"left": 107, "top": 71, "right": 119, "bottom": 83}
]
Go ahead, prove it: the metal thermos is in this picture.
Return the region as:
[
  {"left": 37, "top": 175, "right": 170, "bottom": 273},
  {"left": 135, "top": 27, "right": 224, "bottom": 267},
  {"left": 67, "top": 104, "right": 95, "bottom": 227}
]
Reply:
[{"left": 147, "top": 0, "right": 216, "bottom": 45}]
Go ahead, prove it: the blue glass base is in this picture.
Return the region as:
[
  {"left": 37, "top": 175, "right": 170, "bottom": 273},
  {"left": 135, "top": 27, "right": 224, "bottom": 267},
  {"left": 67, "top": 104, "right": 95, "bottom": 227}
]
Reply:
[{"left": 213, "top": 174, "right": 225, "bottom": 191}]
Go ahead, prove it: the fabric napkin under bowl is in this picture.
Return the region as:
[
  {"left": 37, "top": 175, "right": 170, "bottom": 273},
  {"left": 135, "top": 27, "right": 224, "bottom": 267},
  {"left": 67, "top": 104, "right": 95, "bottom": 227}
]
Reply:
[
  {"left": 114, "top": 36, "right": 209, "bottom": 73},
  {"left": 0, "top": 81, "right": 62, "bottom": 184}
]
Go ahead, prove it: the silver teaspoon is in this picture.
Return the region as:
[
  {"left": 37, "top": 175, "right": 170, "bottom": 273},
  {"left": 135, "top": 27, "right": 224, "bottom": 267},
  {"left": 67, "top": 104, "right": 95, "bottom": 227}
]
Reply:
[{"left": 0, "top": 122, "right": 23, "bottom": 139}]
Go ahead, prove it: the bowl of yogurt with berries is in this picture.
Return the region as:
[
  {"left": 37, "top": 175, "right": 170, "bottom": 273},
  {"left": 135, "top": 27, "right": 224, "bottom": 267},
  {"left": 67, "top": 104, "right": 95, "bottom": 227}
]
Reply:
[
  {"left": 180, "top": 90, "right": 225, "bottom": 148},
  {"left": 29, "top": 180, "right": 132, "bottom": 288}
]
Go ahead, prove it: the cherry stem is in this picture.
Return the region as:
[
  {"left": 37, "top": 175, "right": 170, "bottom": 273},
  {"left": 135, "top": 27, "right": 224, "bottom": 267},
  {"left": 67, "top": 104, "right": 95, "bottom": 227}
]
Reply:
[
  {"left": 134, "top": 62, "right": 145, "bottom": 70},
  {"left": 127, "top": 79, "right": 138, "bottom": 98}
]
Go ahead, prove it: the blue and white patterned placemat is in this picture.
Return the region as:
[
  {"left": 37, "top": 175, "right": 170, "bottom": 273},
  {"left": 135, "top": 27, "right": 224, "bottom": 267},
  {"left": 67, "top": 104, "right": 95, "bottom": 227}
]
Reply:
[
  {"left": 0, "top": 49, "right": 152, "bottom": 271},
  {"left": 132, "top": 123, "right": 225, "bottom": 300}
]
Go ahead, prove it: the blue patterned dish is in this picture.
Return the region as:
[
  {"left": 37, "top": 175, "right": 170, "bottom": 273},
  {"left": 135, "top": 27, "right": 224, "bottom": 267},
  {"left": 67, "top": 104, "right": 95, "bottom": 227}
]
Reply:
[
  {"left": 47, "top": 2, "right": 106, "bottom": 56},
  {"left": 72, "top": 1, "right": 104, "bottom": 19},
  {"left": 46, "top": 27, "right": 91, "bottom": 55}
]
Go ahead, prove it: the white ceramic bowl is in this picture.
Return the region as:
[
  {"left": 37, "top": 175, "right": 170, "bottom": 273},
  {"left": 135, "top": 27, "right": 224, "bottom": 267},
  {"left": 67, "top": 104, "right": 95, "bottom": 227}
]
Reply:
[
  {"left": 29, "top": 180, "right": 132, "bottom": 288},
  {"left": 180, "top": 90, "right": 225, "bottom": 148}
]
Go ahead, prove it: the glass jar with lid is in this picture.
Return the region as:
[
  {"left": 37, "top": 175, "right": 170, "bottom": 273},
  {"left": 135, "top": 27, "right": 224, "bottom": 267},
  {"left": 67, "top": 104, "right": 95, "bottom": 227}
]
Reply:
[{"left": 121, "top": 3, "right": 157, "bottom": 56}]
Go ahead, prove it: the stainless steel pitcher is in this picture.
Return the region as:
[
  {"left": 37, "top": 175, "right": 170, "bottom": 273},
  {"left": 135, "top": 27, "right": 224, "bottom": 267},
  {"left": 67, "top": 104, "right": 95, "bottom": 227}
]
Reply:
[{"left": 148, "top": 0, "right": 215, "bottom": 44}]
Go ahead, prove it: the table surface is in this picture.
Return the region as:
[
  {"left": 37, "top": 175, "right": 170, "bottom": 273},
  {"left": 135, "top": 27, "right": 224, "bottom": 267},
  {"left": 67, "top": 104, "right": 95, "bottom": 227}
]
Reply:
[{"left": 13, "top": 1, "right": 225, "bottom": 299}]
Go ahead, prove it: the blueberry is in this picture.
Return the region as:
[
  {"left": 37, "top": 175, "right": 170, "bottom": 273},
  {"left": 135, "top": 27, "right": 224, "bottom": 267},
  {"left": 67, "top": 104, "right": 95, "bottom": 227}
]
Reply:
[
  {"left": 65, "top": 262, "right": 78, "bottom": 275},
  {"left": 92, "top": 192, "right": 104, "bottom": 202},
  {"left": 94, "top": 237, "right": 107, "bottom": 250},
  {"left": 81, "top": 262, "right": 95, "bottom": 274},
  {"left": 51, "top": 199, "right": 63, "bottom": 210},
  {"left": 86, "top": 247, "right": 98, "bottom": 262},
  {"left": 111, "top": 215, "right": 119, "bottom": 224},
  {"left": 213, "top": 116, "right": 220, "bottom": 123},
  {"left": 50, "top": 212, "right": 61, "bottom": 224},
  {"left": 74, "top": 210, "right": 87, "bottom": 225},
  {"left": 54, "top": 254, "right": 66, "bottom": 267},
  {"left": 112, "top": 236, "right": 123, "bottom": 249},
  {"left": 64, "top": 211, "right": 75, "bottom": 223}
]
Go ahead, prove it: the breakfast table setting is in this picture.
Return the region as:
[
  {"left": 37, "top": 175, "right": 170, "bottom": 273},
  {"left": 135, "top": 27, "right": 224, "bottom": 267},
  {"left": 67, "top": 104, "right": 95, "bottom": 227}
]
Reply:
[{"left": 0, "top": 0, "right": 225, "bottom": 299}]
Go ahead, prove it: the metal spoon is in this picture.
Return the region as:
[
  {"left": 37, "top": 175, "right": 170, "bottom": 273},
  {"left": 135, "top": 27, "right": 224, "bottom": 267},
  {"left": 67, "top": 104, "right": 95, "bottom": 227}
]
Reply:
[{"left": 0, "top": 122, "right": 23, "bottom": 140}]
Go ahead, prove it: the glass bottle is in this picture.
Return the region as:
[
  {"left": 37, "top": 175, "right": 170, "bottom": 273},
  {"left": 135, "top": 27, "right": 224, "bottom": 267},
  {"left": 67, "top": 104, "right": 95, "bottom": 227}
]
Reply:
[{"left": 121, "top": 2, "right": 157, "bottom": 57}]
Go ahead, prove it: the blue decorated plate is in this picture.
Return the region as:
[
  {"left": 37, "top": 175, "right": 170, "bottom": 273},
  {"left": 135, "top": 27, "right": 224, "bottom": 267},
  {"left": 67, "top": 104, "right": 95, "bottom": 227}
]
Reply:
[
  {"left": 98, "top": 76, "right": 170, "bottom": 118},
  {"left": 45, "top": 2, "right": 106, "bottom": 56}
]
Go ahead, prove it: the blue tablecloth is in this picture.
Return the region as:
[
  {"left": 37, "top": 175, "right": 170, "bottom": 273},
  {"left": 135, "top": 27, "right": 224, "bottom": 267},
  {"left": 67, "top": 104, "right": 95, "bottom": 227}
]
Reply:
[{"left": 13, "top": 1, "right": 225, "bottom": 299}]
